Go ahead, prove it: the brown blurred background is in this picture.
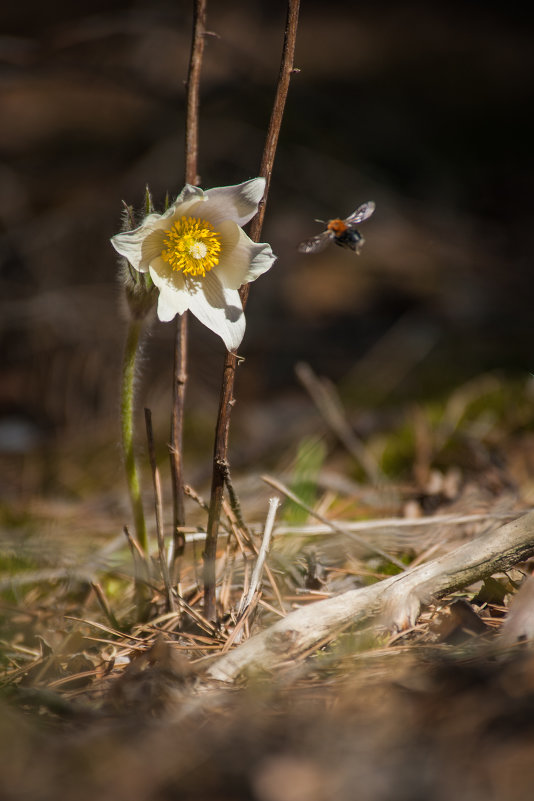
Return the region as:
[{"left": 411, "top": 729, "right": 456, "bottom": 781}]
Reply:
[{"left": 1, "top": 0, "right": 533, "bottom": 499}]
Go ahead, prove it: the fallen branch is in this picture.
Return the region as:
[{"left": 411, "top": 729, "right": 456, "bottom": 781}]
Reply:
[{"left": 206, "top": 509, "right": 534, "bottom": 683}]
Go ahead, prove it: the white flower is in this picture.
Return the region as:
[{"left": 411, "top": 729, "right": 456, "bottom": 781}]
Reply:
[{"left": 111, "top": 178, "right": 276, "bottom": 351}]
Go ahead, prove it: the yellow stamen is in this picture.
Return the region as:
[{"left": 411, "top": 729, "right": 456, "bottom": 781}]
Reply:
[{"left": 161, "top": 216, "right": 221, "bottom": 277}]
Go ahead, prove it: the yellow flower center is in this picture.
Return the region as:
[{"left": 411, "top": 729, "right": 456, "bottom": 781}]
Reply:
[{"left": 161, "top": 215, "right": 221, "bottom": 277}]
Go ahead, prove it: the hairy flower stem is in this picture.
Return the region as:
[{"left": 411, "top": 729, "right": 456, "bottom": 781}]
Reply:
[
  {"left": 204, "top": 0, "right": 301, "bottom": 622},
  {"left": 170, "top": 0, "right": 207, "bottom": 570},
  {"left": 121, "top": 318, "right": 148, "bottom": 553}
]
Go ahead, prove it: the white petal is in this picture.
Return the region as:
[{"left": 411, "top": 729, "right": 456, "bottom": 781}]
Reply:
[
  {"left": 149, "top": 264, "right": 190, "bottom": 318},
  {"left": 213, "top": 221, "right": 249, "bottom": 289},
  {"left": 111, "top": 229, "right": 152, "bottom": 272},
  {"left": 188, "top": 272, "right": 245, "bottom": 351},
  {"left": 112, "top": 209, "right": 173, "bottom": 272},
  {"left": 203, "top": 178, "right": 265, "bottom": 227},
  {"left": 156, "top": 289, "right": 180, "bottom": 322},
  {"left": 174, "top": 184, "right": 205, "bottom": 207},
  {"left": 242, "top": 238, "right": 276, "bottom": 283},
  {"left": 216, "top": 227, "right": 276, "bottom": 290}
]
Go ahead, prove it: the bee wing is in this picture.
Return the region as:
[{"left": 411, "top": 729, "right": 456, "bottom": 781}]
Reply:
[
  {"left": 345, "top": 201, "right": 375, "bottom": 225},
  {"left": 297, "top": 230, "right": 333, "bottom": 254}
]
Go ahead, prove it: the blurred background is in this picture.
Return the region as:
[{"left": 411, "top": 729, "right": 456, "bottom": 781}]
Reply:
[{"left": 1, "top": 0, "right": 534, "bottom": 508}]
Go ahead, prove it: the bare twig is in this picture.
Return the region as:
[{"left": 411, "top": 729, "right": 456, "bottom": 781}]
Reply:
[
  {"left": 122, "top": 525, "right": 146, "bottom": 568},
  {"left": 185, "top": 0, "right": 207, "bottom": 186},
  {"left": 222, "top": 497, "right": 252, "bottom": 554},
  {"left": 171, "top": 596, "right": 219, "bottom": 638},
  {"left": 220, "top": 458, "right": 249, "bottom": 535},
  {"left": 221, "top": 597, "right": 257, "bottom": 653},
  {"left": 145, "top": 408, "right": 175, "bottom": 613},
  {"left": 170, "top": 315, "right": 188, "bottom": 564},
  {"left": 184, "top": 483, "right": 209, "bottom": 512},
  {"left": 221, "top": 495, "right": 286, "bottom": 616},
  {"left": 204, "top": 0, "right": 301, "bottom": 622},
  {"left": 138, "top": 509, "right": 522, "bottom": 549},
  {"left": 262, "top": 474, "right": 407, "bottom": 571},
  {"left": 206, "top": 509, "right": 534, "bottom": 682},
  {"left": 237, "top": 497, "right": 280, "bottom": 618},
  {"left": 170, "top": 0, "right": 208, "bottom": 569},
  {"left": 246, "top": 0, "right": 301, "bottom": 246},
  {"left": 271, "top": 510, "right": 524, "bottom": 537}
]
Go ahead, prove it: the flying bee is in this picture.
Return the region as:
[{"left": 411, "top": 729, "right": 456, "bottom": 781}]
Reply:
[{"left": 298, "top": 201, "right": 375, "bottom": 255}]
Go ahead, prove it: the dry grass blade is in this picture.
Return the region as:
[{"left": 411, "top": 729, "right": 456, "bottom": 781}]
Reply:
[
  {"left": 272, "top": 510, "right": 525, "bottom": 537},
  {"left": 295, "top": 361, "right": 381, "bottom": 483},
  {"left": 90, "top": 582, "right": 120, "bottom": 630},
  {"left": 184, "top": 483, "right": 209, "bottom": 512},
  {"left": 221, "top": 458, "right": 249, "bottom": 535},
  {"left": 262, "top": 474, "right": 407, "bottom": 571},
  {"left": 64, "top": 617, "right": 146, "bottom": 643}
]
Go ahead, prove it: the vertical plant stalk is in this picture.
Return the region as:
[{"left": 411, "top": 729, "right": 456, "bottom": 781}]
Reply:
[
  {"left": 170, "top": 314, "right": 188, "bottom": 562},
  {"left": 203, "top": 0, "right": 301, "bottom": 621},
  {"left": 170, "top": 0, "right": 207, "bottom": 565},
  {"left": 121, "top": 318, "right": 148, "bottom": 553},
  {"left": 145, "top": 408, "right": 175, "bottom": 612},
  {"left": 184, "top": 0, "right": 206, "bottom": 187}
]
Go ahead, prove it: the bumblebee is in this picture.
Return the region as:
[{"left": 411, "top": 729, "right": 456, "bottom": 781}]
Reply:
[{"left": 298, "top": 201, "right": 375, "bottom": 254}]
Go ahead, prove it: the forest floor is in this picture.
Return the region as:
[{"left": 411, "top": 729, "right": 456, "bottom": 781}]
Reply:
[{"left": 2, "top": 371, "right": 534, "bottom": 801}]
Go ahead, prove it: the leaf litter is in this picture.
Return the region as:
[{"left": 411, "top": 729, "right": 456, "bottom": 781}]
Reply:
[{"left": 3, "top": 373, "right": 534, "bottom": 799}]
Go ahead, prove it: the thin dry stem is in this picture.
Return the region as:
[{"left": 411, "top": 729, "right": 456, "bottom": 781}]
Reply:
[
  {"left": 185, "top": 0, "right": 207, "bottom": 186},
  {"left": 204, "top": 0, "right": 301, "bottom": 622},
  {"left": 170, "top": 0, "right": 207, "bottom": 569},
  {"left": 170, "top": 315, "right": 188, "bottom": 563},
  {"left": 295, "top": 361, "right": 382, "bottom": 483},
  {"left": 218, "top": 535, "right": 239, "bottom": 613},
  {"left": 145, "top": 408, "right": 175, "bottom": 613},
  {"left": 237, "top": 497, "right": 280, "bottom": 618},
  {"left": 218, "top": 458, "right": 249, "bottom": 535},
  {"left": 122, "top": 525, "right": 151, "bottom": 620},
  {"left": 90, "top": 582, "right": 120, "bottom": 630}
]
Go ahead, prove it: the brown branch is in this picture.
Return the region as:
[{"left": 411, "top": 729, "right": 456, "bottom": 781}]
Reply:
[
  {"left": 246, "top": 0, "right": 300, "bottom": 246},
  {"left": 170, "top": 0, "right": 207, "bottom": 568},
  {"left": 170, "top": 314, "right": 188, "bottom": 562},
  {"left": 185, "top": 0, "right": 207, "bottom": 187},
  {"left": 206, "top": 509, "right": 534, "bottom": 683},
  {"left": 203, "top": 0, "right": 301, "bottom": 622}
]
